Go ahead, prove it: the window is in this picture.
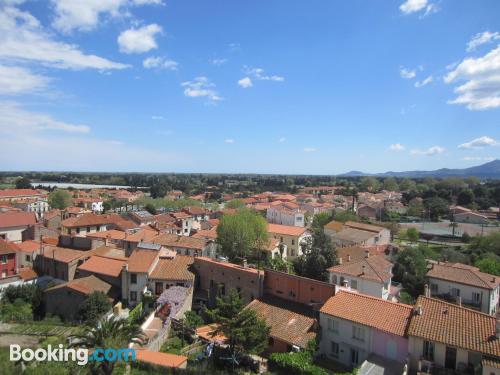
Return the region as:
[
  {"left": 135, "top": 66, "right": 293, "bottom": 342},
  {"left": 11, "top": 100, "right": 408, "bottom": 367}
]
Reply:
[
  {"left": 1, "top": 255, "right": 7, "bottom": 264},
  {"left": 155, "top": 282, "right": 163, "bottom": 295},
  {"left": 327, "top": 318, "right": 339, "bottom": 333},
  {"left": 25, "top": 255, "right": 31, "bottom": 262},
  {"left": 451, "top": 288, "right": 460, "bottom": 297},
  {"left": 340, "top": 276, "right": 345, "bottom": 286},
  {"left": 330, "top": 341, "right": 339, "bottom": 357},
  {"left": 130, "top": 273, "right": 137, "bottom": 284},
  {"left": 351, "top": 279, "right": 358, "bottom": 289},
  {"left": 332, "top": 275, "right": 338, "bottom": 285},
  {"left": 430, "top": 283, "right": 438, "bottom": 294},
  {"left": 352, "top": 326, "right": 365, "bottom": 342},
  {"left": 423, "top": 340, "right": 434, "bottom": 361},
  {"left": 219, "top": 283, "right": 226, "bottom": 296},
  {"left": 130, "top": 291, "right": 137, "bottom": 302},
  {"left": 472, "top": 292, "right": 481, "bottom": 304},
  {"left": 291, "top": 239, "right": 295, "bottom": 245},
  {"left": 87, "top": 226, "right": 91, "bottom": 232},
  {"left": 350, "top": 349, "right": 359, "bottom": 365}
]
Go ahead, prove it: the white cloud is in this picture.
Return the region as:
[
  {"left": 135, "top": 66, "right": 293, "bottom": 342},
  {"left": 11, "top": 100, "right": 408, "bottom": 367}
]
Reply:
[
  {"left": 467, "top": 31, "right": 500, "bottom": 52},
  {"left": 237, "top": 77, "right": 253, "bottom": 88},
  {"left": 0, "top": 6, "right": 129, "bottom": 70},
  {"left": 0, "top": 65, "right": 50, "bottom": 95},
  {"left": 143, "top": 56, "right": 178, "bottom": 70},
  {"left": 243, "top": 66, "right": 284, "bottom": 82},
  {"left": 400, "top": 0, "right": 427, "bottom": 14},
  {"left": 389, "top": 143, "right": 405, "bottom": 151},
  {"left": 458, "top": 136, "right": 499, "bottom": 149},
  {"left": 278, "top": 137, "right": 286, "bottom": 143},
  {"left": 410, "top": 145, "right": 445, "bottom": 156},
  {"left": 181, "top": 76, "right": 222, "bottom": 102},
  {"left": 444, "top": 45, "right": 500, "bottom": 110},
  {"left": 414, "top": 75, "right": 433, "bottom": 88},
  {"left": 462, "top": 156, "right": 495, "bottom": 162},
  {"left": 400, "top": 67, "right": 416, "bottom": 79},
  {"left": 151, "top": 115, "right": 164, "bottom": 120},
  {"left": 224, "top": 139, "right": 234, "bottom": 144},
  {"left": 209, "top": 58, "right": 227, "bottom": 66},
  {"left": 50, "top": 0, "right": 164, "bottom": 33},
  {"left": 303, "top": 147, "right": 317, "bottom": 153},
  {"left": 118, "top": 24, "right": 162, "bottom": 54},
  {"left": 0, "top": 101, "right": 90, "bottom": 134}
]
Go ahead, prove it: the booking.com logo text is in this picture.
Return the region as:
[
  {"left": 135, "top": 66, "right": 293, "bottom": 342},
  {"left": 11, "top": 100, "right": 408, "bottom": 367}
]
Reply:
[{"left": 10, "top": 344, "right": 136, "bottom": 366}]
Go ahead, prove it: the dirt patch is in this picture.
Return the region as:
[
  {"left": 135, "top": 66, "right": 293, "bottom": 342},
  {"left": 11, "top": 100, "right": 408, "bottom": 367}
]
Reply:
[{"left": 0, "top": 334, "right": 40, "bottom": 348}]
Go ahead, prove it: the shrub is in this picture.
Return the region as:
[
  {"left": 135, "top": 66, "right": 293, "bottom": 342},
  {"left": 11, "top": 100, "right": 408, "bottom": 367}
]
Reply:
[{"left": 268, "top": 351, "right": 329, "bottom": 375}]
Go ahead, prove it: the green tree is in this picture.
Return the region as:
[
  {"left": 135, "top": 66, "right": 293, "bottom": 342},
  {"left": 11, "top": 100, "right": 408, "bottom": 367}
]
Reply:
[
  {"left": 183, "top": 310, "right": 204, "bottom": 330},
  {"left": 383, "top": 177, "right": 399, "bottom": 191},
  {"left": 407, "top": 227, "right": 419, "bottom": 243},
  {"left": 424, "top": 197, "right": 449, "bottom": 221},
  {"left": 2, "top": 284, "right": 43, "bottom": 319},
  {"left": 48, "top": 189, "right": 72, "bottom": 209},
  {"left": 393, "top": 247, "right": 428, "bottom": 297},
  {"left": 457, "top": 189, "right": 475, "bottom": 207},
  {"left": 69, "top": 316, "right": 144, "bottom": 375},
  {"left": 225, "top": 199, "right": 245, "bottom": 209},
  {"left": 216, "top": 209, "right": 268, "bottom": 260},
  {"left": 475, "top": 258, "right": 500, "bottom": 276},
  {"left": 77, "top": 291, "right": 112, "bottom": 324},
  {"left": 334, "top": 210, "right": 358, "bottom": 223},
  {"left": 361, "top": 177, "right": 380, "bottom": 192},
  {"left": 206, "top": 289, "right": 270, "bottom": 357},
  {"left": 311, "top": 211, "right": 334, "bottom": 231},
  {"left": 469, "top": 232, "right": 500, "bottom": 257},
  {"left": 144, "top": 203, "right": 157, "bottom": 215},
  {"left": 293, "top": 229, "right": 336, "bottom": 282},
  {"left": 15, "top": 177, "right": 32, "bottom": 189}
]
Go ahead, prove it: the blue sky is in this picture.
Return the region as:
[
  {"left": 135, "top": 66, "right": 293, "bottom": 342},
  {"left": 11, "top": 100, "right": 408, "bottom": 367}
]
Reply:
[{"left": 0, "top": 0, "right": 499, "bottom": 174}]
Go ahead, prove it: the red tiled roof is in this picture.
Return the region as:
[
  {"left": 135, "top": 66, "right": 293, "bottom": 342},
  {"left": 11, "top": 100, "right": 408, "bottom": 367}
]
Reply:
[
  {"left": 16, "top": 240, "right": 40, "bottom": 253},
  {"left": 0, "top": 189, "right": 42, "bottom": 198},
  {"left": 18, "top": 267, "right": 38, "bottom": 280},
  {"left": 61, "top": 213, "right": 122, "bottom": 228},
  {"left": 192, "top": 228, "right": 217, "bottom": 240},
  {"left": 345, "top": 221, "right": 386, "bottom": 233},
  {"left": 194, "top": 256, "right": 260, "bottom": 274},
  {"left": 328, "top": 255, "right": 393, "bottom": 282},
  {"left": 0, "top": 212, "right": 36, "bottom": 228},
  {"left": 135, "top": 349, "right": 187, "bottom": 369},
  {"left": 45, "top": 275, "right": 112, "bottom": 296},
  {"left": 408, "top": 296, "right": 500, "bottom": 357},
  {"left": 268, "top": 223, "right": 307, "bottom": 237},
  {"left": 196, "top": 324, "right": 227, "bottom": 343},
  {"left": 320, "top": 291, "right": 413, "bottom": 337},
  {"left": 0, "top": 238, "right": 19, "bottom": 255},
  {"left": 39, "top": 246, "right": 89, "bottom": 263},
  {"left": 127, "top": 249, "right": 158, "bottom": 273},
  {"left": 152, "top": 233, "right": 209, "bottom": 250},
  {"left": 149, "top": 255, "right": 194, "bottom": 281},
  {"left": 78, "top": 256, "right": 126, "bottom": 277},
  {"left": 427, "top": 262, "right": 500, "bottom": 290}
]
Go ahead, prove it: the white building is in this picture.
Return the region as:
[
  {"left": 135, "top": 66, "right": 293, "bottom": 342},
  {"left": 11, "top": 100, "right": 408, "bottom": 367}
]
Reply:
[
  {"left": 267, "top": 203, "right": 305, "bottom": 227},
  {"left": 328, "top": 254, "right": 393, "bottom": 300},
  {"left": 426, "top": 262, "right": 500, "bottom": 315}
]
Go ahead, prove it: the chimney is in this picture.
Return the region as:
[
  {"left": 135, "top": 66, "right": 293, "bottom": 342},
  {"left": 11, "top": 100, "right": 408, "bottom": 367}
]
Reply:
[
  {"left": 362, "top": 265, "right": 366, "bottom": 275},
  {"left": 347, "top": 254, "right": 351, "bottom": 262},
  {"left": 243, "top": 259, "right": 248, "bottom": 269},
  {"left": 365, "top": 250, "right": 370, "bottom": 259},
  {"left": 338, "top": 258, "right": 343, "bottom": 265},
  {"left": 342, "top": 279, "right": 348, "bottom": 288},
  {"left": 458, "top": 296, "right": 462, "bottom": 307},
  {"left": 415, "top": 305, "right": 423, "bottom": 316},
  {"left": 424, "top": 284, "right": 430, "bottom": 297},
  {"left": 496, "top": 320, "right": 500, "bottom": 339}
]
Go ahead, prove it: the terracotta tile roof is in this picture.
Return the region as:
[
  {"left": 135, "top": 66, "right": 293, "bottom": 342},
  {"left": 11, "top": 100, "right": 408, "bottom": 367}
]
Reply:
[
  {"left": 149, "top": 255, "right": 194, "bottom": 281},
  {"left": 16, "top": 240, "right": 40, "bottom": 253},
  {"left": 0, "top": 189, "right": 42, "bottom": 198},
  {"left": 113, "top": 220, "right": 139, "bottom": 231},
  {"left": 127, "top": 249, "right": 158, "bottom": 273},
  {"left": 483, "top": 357, "right": 500, "bottom": 369},
  {"left": 196, "top": 324, "right": 227, "bottom": 343},
  {"left": 320, "top": 291, "right": 413, "bottom": 337},
  {"left": 42, "top": 237, "right": 59, "bottom": 245},
  {"left": 183, "top": 206, "right": 206, "bottom": 215},
  {"left": 324, "top": 220, "right": 344, "bottom": 232},
  {"left": 0, "top": 212, "right": 37, "bottom": 228},
  {"left": 18, "top": 267, "right": 38, "bottom": 280},
  {"left": 0, "top": 238, "right": 19, "bottom": 255},
  {"left": 408, "top": 296, "right": 500, "bottom": 357},
  {"left": 337, "top": 246, "right": 380, "bottom": 263},
  {"left": 194, "top": 256, "right": 260, "bottom": 274},
  {"left": 135, "top": 349, "right": 187, "bottom": 369},
  {"left": 91, "top": 246, "right": 128, "bottom": 260},
  {"left": 334, "top": 228, "right": 377, "bottom": 243},
  {"left": 345, "top": 221, "right": 386, "bottom": 233},
  {"left": 154, "top": 214, "right": 176, "bottom": 224},
  {"left": 427, "top": 262, "right": 500, "bottom": 290},
  {"left": 247, "top": 296, "right": 316, "bottom": 348},
  {"left": 192, "top": 228, "right": 217, "bottom": 240},
  {"left": 61, "top": 213, "right": 122, "bottom": 228},
  {"left": 328, "top": 255, "right": 392, "bottom": 282},
  {"left": 64, "top": 206, "right": 85, "bottom": 214},
  {"left": 45, "top": 275, "right": 112, "bottom": 296},
  {"left": 268, "top": 223, "right": 307, "bottom": 237},
  {"left": 170, "top": 212, "right": 191, "bottom": 220},
  {"left": 86, "top": 229, "right": 127, "bottom": 240},
  {"left": 78, "top": 256, "right": 126, "bottom": 277},
  {"left": 43, "top": 209, "right": 61, "bottom": 220},
  {"left": 39, "top": 246, "right": 89, "bottom": 263},
  {"left": 152, "top": 233, "right": 209, "bottom": 251}
]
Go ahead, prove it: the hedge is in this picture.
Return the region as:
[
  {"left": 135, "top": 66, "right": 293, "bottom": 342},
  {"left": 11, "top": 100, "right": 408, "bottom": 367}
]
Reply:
[{"left": 268, "top": 351, "right": 329, "bottom": 375}]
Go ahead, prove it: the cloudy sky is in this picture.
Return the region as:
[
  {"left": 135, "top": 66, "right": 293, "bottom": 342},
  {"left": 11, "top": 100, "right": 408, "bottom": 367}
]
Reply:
[{"left": 0, "top": 0, "right": 499, "bottom": 174}]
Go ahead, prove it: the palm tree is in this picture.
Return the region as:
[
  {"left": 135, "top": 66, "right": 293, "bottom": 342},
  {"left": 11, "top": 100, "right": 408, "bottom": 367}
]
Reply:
[{"left": 69, "top": 316, "right": 145, "bottom": 375}]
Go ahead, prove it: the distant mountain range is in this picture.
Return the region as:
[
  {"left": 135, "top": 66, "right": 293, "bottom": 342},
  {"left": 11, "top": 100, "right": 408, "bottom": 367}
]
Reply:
[{"left": 339, "top": 159, "right": 500, "bottom": 179}]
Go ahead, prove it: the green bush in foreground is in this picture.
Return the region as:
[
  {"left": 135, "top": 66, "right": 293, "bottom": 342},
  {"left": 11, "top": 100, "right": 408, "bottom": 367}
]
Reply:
[{"left": 268, "top": 351, "right": 329, "bottom": 375}]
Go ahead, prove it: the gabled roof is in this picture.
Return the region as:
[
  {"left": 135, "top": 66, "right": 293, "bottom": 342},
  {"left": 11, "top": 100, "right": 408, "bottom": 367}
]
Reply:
[
  {"left": 328, "top": 255, "right": 392, "bottom": 283},
  {"left": 0, "top": 189, "right": 42, "bottom": 198},
  {"left": 268, "top": 223, "right": 307, "bottom": 237},
  {"left": 127, "top": 249, "right": 158, "bottom": 273},
  {"left": 39, "top": 246, "right": 89, "bottom": 263},
  {"left": 135, "top": 349, "right": 187, "bottom": 369},
  {"left": 16, "top": 240, "right": 40, "bottom": 253},
  {"left": 427, "top": 262, "right": 500, "bottom": 290},
  {"left": 152, "top": 233, "right": 209, "bottom": 250},
  {"left": 247, "top": 295, "right": 316, "bottom": 348},
  {"left": 334, "top": 227, "right": 377, "bottom": 243},
  {"left": 45, "top": 275, "right": 112, "bottom": 296},
  {"left": 345, "top": 221, "right": 386, "bottom": 233},
  {"left": 0, "top": 212, "right": 36, "bottom": 228},
  {"left": 78, "top": 256, "right": 126, "bottom": 278},
  {"left": 149, "top": 255, "right": 194, "bottom": 281},
  {"left": 61, "top": 213, "right": 122, "bottom": 228},
  {"left": 324, "top": 220, "right": 344, "bottom": 232},
  {"left": 408, "top": 296, "right": 500, "bottom": 357},
  {"left": 0, "top": 238, "right": 19, "bottom": 255},
  {"left": 320, "top": 291, "right": 413, "bottom": 337}
]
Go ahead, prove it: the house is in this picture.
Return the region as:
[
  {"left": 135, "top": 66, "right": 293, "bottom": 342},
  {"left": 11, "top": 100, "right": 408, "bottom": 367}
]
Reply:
[
  {"left": 266, "top": 203, "right": 305, "bottom": 227},
  {"left": 246, "top": 295, "right": 317, "bottom": 353},
  {"left": 300, "top": 201, "right": 334, "bottom": 216},
  {"left": 0, "top": 189, "right": 44, "bottom": 203},
  {"left": 426, "top": 262, "right": 500, "bottom": 315},
  {"left": 44, "top": 275, "right": 115, "bottom": 321},
  {"left": 0, "top": 238, "right": 18, "bottom": 279},
  {"left": 13, "top": 198, "right": 50, "bottom": 219},
  {"left": 407, "top": 295, "right": 500, "bottom": 374},
  {"left": 192, "top": 257, "right": 263, "bottom": 308},
  {"left": 60, "top": 213, "right": 122, "bottom": 236},
  {"left": 267, "top": 223, "right": 311, "bottom": 259},
  {"left": 135, "top": 349, "right": 188, "bottom": 370},
  {"left": 170, "top": 212, "right": 194, "bottom": 236},
  {"left": 35, "top": 246, "right": 92, "bottom": 281},
  {"left": 182, "top": 206, "right": 209, "bottom": 229},
  {"left": 16, "top": 240, "right": 40, "bottom": 268},
  {"left": 43, "top": 209, "right": 61, "bottom": 230},
  {"left": 151, "top": 233, "right": 216, "bottom": 257},
  {"left": 357, "top": 205, "right": 382, "bottom": 221},
  {"left": 319, "top": 291, "right": 412, "bottom": 370},
  {"left": 454, "top": 211, "right": 490, "bottom": 225},
  {"left": 121, "top": 248, "right": 160, "bottom": 307},
  {"left": 264, "top": 268, "right": 335, "bottom": 307},
  {"left": 77, "top": 255, "right": 127, "bottom": 288},
  {"left": 148, "top": 255, "right": 194, "bottom": 296},
  {"left": 328, "top": 254, "right": 393, "bottom": 300},
  {"left": 0, "top": 212, "right": 37, "bottom": 242},
  {"left": 128, "top": 210, "right": 156, "bottom": 225},
  {"left": 86, "top": 228, "right": 159, "bottom": 255},
  {"left": 261, "top": 238, "right": 286, "bottom": 260},
  {"left": 325, "top": 221, "right": 391, "bottom": 248}
]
